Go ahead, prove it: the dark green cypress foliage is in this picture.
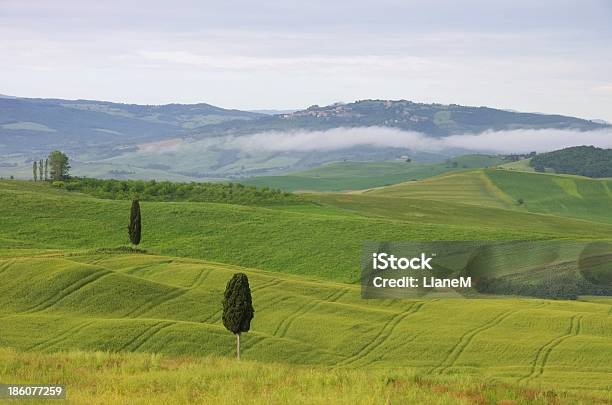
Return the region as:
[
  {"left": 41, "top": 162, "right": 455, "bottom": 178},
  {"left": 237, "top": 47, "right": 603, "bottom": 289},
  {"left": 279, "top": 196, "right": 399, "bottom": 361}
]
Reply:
[
  {"left": 32, "top": 161, "right": 37, "bottom": 181},
  {"left": 44, "top": 159, "right": 48, "bottom": 180},
  {"left": 127, "top": 199, "right": 141, "bottom": 246},
  {"left": 222, "top": 273, "right": 254, "bottom": 360},
  {"left": 38, "top": 159, "right": 43, "bottom": 181}
]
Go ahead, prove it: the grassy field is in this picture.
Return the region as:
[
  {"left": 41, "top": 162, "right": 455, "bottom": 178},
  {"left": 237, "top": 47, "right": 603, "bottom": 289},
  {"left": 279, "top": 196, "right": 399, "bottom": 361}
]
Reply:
[
  {"left": 499, "top": 158, "right": 535, "bottom": 172},
  {"left": 2, "top": 179, "right": 591, "bottom": 283},
  {"left": 2, "top": 179, "right": 611, "bottom": 283},
  {"left": 1, "top": 349, "right": 607, "bottom": 405},
  {"left": 243, "top": 155, "right": 506, "bottom": 192},
  {"left": 0, "top": 171, "right": 611, "bottom": 403},
  {"left": 0, "top": 251, "right": 610, "bottom": 402},
  {"left": 366, "top": 169, "right": 612, "bottom": 224}
]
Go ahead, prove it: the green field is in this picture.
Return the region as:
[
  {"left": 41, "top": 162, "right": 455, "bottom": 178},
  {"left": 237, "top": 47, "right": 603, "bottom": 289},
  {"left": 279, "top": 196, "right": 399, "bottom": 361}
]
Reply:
[
  {"left": 0, "top": 170, "right": 611, "bottom": 403},
  {"left": 366, "top": 169, "right": 612, "bottom": 224},
  {"left": 0, "top": 251, "right": 611, "bottom": 402},
  {"left": 3, "top": 350, "right": 602, "bottom": 405},
  {"left": 499, "top": 158, "right": 535, "bottom": 172},
  {"left": 0, "top": 179, "right": 569, "bottom": 283},
  {"left": 243, "top": 155, "right": 506, "bottom": 192}
]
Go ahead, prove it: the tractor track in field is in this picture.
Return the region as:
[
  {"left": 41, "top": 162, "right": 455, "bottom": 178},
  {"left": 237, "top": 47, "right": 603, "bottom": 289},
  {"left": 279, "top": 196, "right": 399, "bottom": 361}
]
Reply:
[
  {"left": 251, "top": 278, "right": 283, "bottom": 292},
  {"left": 124, "top": 288, "right": 189, "bottom": 318},
  {"left": 328, "top": 288, "right": 349, "bottom": 302},
  {"left": 239, "top": 335, "right": 268, "bottom": 354},
  {"left": 203, "top": 308, "right": 223, "bottom": 324},
  {"left": 273, "top": 288, "right": 349, "bottom": 338},
  {"left": 431, "top": 309, "right": 520, "bottom": 375},
  {"left": 23, "top": 271, "right": 113, "bottom": 314},
  {"left": 189, "top": 268, "right": 212, "bottom": 289},
  {"left": 337, "top": 302, "right": 425, "bottom": 368},
  {"left": 0, "top": 259, "right": 15, "bottom": 275},
  {"left": 119, "top": 261, "right": 174, "bottom": 278},
  {"left": 518, "top": 315, "right": 582, "bottom": 384},
  {"left": 255, "top": 294, "right": 293, "bottom": 313},
  {"left": 28, "top": 320, "right": 95, "bottom": 351},
  {"left": 122, "top": 322, "right": 175, "bottom": 352},
  {"left": 118, "top": 322, "right": 162, "bottom": 351}
]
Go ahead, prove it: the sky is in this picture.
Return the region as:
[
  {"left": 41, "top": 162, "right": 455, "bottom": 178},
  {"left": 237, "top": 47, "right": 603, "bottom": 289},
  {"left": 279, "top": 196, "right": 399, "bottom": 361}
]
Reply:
[{"left": 1, "top": 0, "right": 611, "bottom": 121}]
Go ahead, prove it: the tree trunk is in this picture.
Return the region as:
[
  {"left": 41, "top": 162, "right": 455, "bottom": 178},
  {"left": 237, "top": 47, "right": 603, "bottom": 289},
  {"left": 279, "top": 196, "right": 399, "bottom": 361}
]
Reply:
[{"left": 236, "top": 333, "right": 241, "bottom": 360}]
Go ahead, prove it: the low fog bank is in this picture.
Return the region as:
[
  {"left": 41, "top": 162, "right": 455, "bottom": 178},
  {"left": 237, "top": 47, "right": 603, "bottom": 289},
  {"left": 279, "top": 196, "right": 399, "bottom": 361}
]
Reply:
[{"left": 140, "top": 127, "right": 612, "bottom": 156}]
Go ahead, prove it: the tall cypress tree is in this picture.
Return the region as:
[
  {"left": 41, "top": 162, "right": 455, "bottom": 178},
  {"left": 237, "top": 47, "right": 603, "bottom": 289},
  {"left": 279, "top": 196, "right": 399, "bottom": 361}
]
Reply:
[
  {"left": 32, "top": 161, "right": 37, "bottom": 181},
  {"left": 127, "top": 199, "right": 142, "bottom": 246},
  {"left": 38, "top": 159, "right": 43, "bottom": 181},
  {"left": 222, "top": 273, "right": 254, "bottom": 360},
  {"left": 44, "top": 159, "right": 48, "bottom": 181}
]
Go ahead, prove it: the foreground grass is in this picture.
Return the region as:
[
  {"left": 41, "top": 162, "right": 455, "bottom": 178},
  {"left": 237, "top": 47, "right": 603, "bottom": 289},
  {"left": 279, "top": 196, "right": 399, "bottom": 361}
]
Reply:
[
  {"left": 0, "top": 349, "right": 606, "bottom": 404},
  {"left": 1, "top": 251, "right": 611, "bottom": 396}
]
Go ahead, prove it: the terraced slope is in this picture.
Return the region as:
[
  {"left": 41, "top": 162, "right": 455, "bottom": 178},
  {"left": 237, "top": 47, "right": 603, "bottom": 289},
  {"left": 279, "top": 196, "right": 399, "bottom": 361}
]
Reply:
[{"left": 0, "top": 251, "right": 610, "bottom": 393}]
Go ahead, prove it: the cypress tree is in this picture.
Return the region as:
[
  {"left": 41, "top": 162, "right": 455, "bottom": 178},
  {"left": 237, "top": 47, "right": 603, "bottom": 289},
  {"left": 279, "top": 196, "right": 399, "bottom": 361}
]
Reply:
[
  {"left": 222, "top": 273, "right": 254, "bottom": 360},
  {"left": 32, "top": 161, "right": 37, "bottom": 181},
  {"left": 44, "top": 159, "right": 48, "bottom": 181},
  {"left": 39, "top": 159, "right": 43, "bottom": 181},
  {"left": 127, "top": 199, "right": 142, "bottom": 246}
]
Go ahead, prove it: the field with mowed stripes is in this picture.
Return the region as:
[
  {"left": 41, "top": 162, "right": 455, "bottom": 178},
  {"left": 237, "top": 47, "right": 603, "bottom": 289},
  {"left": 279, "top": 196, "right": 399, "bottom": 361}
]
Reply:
[
  {"left": 1, "top": 252, "right": 611, "bottom": 396},
  {"left": 0, "top": 171, "right": 611, "bottom": 403},
  {"left": 363, "top": 169, "right": 612, "bottom": 224}
]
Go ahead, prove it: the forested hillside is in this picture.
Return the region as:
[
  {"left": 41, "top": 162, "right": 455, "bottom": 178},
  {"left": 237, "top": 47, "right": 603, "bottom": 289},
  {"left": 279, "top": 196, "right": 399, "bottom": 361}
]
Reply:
[{"left": 530, "top": 146, "right": 612, "bottom": 177}]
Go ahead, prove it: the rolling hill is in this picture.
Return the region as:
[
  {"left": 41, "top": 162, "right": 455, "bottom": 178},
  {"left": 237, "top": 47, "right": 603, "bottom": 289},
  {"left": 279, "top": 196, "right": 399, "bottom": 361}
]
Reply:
[
  {"left": 365, "top": 169, "right": 612, "bottom": 224},
  {"left": 530, "top": 146, "right": 612, "bottom": 178},
  {"left": 2, "top": 179, "right": 612, "bottom": 283},
  {"left": 190, "top": 99, "right": 608, "bottom": 138},
  {"left": 0, "top": 251, "right": 610, "bottom": 399},
  {"left": 243, "top": 155, "right": 506, "bottom": 192},
  {"left": 1, "top": 167, "right": 611, "bottom": 402},
  {"left": 0, "top": 97, "right": 262, "bottom": 156}
]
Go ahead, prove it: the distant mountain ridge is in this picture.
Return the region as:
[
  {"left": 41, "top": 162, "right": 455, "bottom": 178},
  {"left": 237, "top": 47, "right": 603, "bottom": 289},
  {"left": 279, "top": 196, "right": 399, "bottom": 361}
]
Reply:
[
  {"left": 1, "top": 96, "right": 609, "bottom": 180},
  {"left": 1, "top": 96, "right": 607, "bottom": 155},
  {"left": 187, "top": 99, "right": 608, "bottom": 140},
  {"left": 0, "top": 96, "right": 263, "bottom": 156}
]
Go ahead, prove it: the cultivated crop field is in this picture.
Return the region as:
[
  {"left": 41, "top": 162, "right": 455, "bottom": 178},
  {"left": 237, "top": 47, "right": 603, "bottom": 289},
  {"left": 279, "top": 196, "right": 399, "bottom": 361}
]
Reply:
[
  {"left": 243, "top": 155, "right": 506, "bottom": 192},
  {"left": 0, "top": 169, "right": 611, "bottom": 403},
  {"left": 0, "top": 251, "right": 611, "bottom": 400}
]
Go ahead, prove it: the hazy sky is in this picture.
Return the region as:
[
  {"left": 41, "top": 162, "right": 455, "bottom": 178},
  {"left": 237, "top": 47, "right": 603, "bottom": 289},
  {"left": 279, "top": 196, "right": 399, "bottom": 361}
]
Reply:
[{"left": 1, "top": 0, "right": 611, "bottom": 121}]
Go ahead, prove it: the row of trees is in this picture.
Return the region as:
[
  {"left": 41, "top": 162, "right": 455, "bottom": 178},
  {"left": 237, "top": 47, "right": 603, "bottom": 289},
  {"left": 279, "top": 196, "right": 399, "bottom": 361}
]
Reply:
[
  {"left": 32, "top": 159, "right": 48, "bottom": 181},
  {"left": 32, "top": 151, "right": 71, "bottom": 181},
  {"left": 126, "top": 200, "right": 253, "bottom": 359},
  {"left": 57, "top": 177, "right": 299, "bottom": 205}
]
